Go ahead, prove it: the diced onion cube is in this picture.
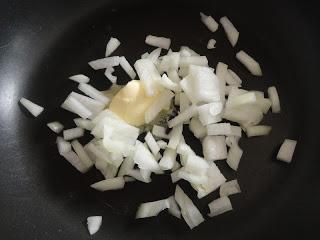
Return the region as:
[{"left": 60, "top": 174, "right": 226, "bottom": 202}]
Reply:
[
  {"left": 276, "top": 139, "right": 297, "bottom": 163},
  {"left": 87, "top": 216, "right": 102, "bottom": 235},
  {"left": 219, "top": 180, "right": 241, "bottom": 197},
  {"left": 19, "top": 97, "right": 44, "bottom": 117},
  {"left": 208, "top": 196, "right": 233, "bottom": 217},
  {"left": 47, "top": 121, "right": 64, "bottom": 133},
  {"left": 207, "top": 39, "right": 216, "bottom": 49},
  {"left": 245, "top": 125, "right": 272, "bottom": 137},
  {"left": 236, "top": 51, "right": 262, "bottom": 76},
  {"left": 200, "top": 12, "right": 219, "bottom": 32},
  {"left": 90, "top": 177, "right": 125, "bottom": 191},
  {"left": 136, "top": 199, "right": 170, "bottom": 219},
  {"left": 145, "top": 35, "right": 171, "bottom": 50},
  {"left": 69, "top": 74, "right": 90, "bottom": 83},
  {"left": 220, "top": 16, "right": 239, "bottom": 47},
  {"left": 267, "top": 86, "right": 281, "bottom": 113},
  {"left": 105, "top": 37, "right": 121, "bottom": 57},
  {"left": 202, "top": 136, "right": 227, "bottom": 161}
]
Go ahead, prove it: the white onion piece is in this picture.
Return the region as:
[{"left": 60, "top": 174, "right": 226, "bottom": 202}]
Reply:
[
  {"left": 177, "top": 142, "right": 196, "bottom": 166},
  {"left": 88, "top": 56, "right": 120, "bottom": 70},
  {"left": 145, "top": 90, "right": 174, "bottom": 123},
  {"left": 141, "top": 52, "right": 149, "bottom": 59},
  {"left": 193, "top": 162, "right": 226, "bottom": 198},
  {"left": 179, "top": 92, "right": 190, "bottom": 113},
  {"left": 168, "top": 124, "right": 183, "bottom": 150},
  {"left": 70, "top": 92, "right": 105, "bottom": 117},
  {"left": 228, "top": 69, "right": 242, "bottom": 86},
  {"left": 202, "top": 136, "right": 227, "bottom": 161},
  {"left": 94, "top": 159, "right": 113, "bottom": 179},
  {"left": 19, "top": 98, "right": 44, "bottom": 117},
  {"left": 216, "top": 62, "right": 235, "bottom": 87},
  {"left": 178, "top": 171, "right": 208, "bottom": 185},
  {"left": 207, "top": 39, "right": 216, "bottom": 49},
  {"left": 225, "top": 136, "right": 240, "bottom": 148},
  {"left": 136, "top": 199, "right": 170, "bottom": 219},
  {"left": 174, "top": 185, "right": 204, "bottom": 229},
  {"left": 174, "top": 92, "right": 180, "bottom": 106},
  {"left": 168, "top": 69, "right": 181, "bottom": 83},
  {"left": 133, "top": 141, "right": 161, "bottom": 172},
  {"left": 134, "top": 58, "right": 162, "bottom": 97},
  {"left": 69, "top": 74, "right": 90, "bottom": 83},
  {"left": 47, "top": 121, "right": 64, "bottom": 133},
  {"left": 105, "top": 37, "right": 121, "bottom": 57},
  {"left": 180, "top": 46, "right": 199, "bottom": 56},
  {"left": 56, "top": 136, "right": 71, "bottom": 155},
  {"left": 144, "top": 132, "right": 160, "bottom": 156},
  {"left": 267, "top": 86, "right": 281, "bottom": 113},
  {"left": 184, "top": 155, "right": 209, "bottom": 176},
  {"left": 73, "top": 118, "right": 94, "bottom": 131},
  {"left": 145, "top": 35, "right": 171, "bottom": 49},
  {"left": 87, "top": 216, "right": 102, "bottom": 235},
  {"left": 159, "top": 148, "right": 177, "bottom": 170},
  {"left": 246, "top": 125, "right": 272, "bottom": 137},
  {"left": 159, "top": 52, "right": 180, "bottom": 72},
  {"left": 71, "top": 140, "right": 93, "bottom": 169},
  {"left": 172, "top": 161, "right": 181, "bottom": 172},
  {"left": 152, "top": 125, "right": 170, "bottom": 139},
  {"left": 197, "top": 102, "right": 223, "bottom": 126},
  {"left": 156, "top": 140, "right": 167, "bottom": 149},
  {"left": 61, "top": 151, "right": 88, "bottom": 173},
  {"left": 168, "top": 105, "right": 198, "bottom": 128},
  {"left": 154, "top": 152, "right": 162, "bottom": 162},
  {"left": 226, "top": 143, "right": 243, "bottom": 170},
  {"left": 220, "top": 180, "right": 241, "bottom": 197},
  {"left": 78, "top": 83, "right": 110, "bottom": 104},
  {"left": 119, "top": 56, "right": 136, "bottom": 79},
  {"left": 207, "top": 123, "right": 241, "bottom": 137},
  {"left": 90, "top": 177, "right": 125, "bottom": 191},
  {"left": 104, "top": 68, "right": 117, "bottom": 83},
  {"left": 118, "top": 156, "right": 135, "bottom": 177},
  {"left": 208, "top": 196, "right": 233, "bottom": 217},
  {"left": 277, "top": 139, "right": 297, "bottom": 163},
  {"left": 63, "top": 127, "right": 84, "bottom": 141},
  {"left": 223, "top": 105, "right": 263, "bottom": 127},
  {"left": 171, "top": 167, "right": 184, "bottom": 183},
  {"left": 220, "top": 16, "right": 239, "bottom": 47},
  {"left": 200, "top": 12, "right": 219, "bottom": 32},
  {"left": 61, "top": 95, "right": 92, "bottom": 119},
  {"left": 236, "top": 51, "right": 262, "bottom": 76},
  {"left": 179, "top": 56, "right": 208, "bottom": 68},
  {"left": 167, "top": 196, "right": 181, "bottom": 218},
  {"left": 147, "top": 48, "right": 162, "bottom": 63},
  {"left": 157, "top": 74, "right": 179, "bottom": 91},
  {"left": 124, "top": 176, "right": 135, "bottom": 182},
  {"left": 189, "top": 117, "right": 206, "bottom": 139}
]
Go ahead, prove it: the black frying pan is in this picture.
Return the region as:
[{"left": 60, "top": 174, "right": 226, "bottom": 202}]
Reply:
[{"left": 0, "top": 0, "right": 319, "bottom": 239}]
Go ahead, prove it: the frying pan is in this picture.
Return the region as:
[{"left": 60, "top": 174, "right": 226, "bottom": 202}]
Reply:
[{"left": 0, "top": 0, "right": 319, "bottom": 239}]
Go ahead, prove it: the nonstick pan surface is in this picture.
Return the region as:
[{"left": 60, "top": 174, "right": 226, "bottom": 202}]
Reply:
[{"left": 0, "top": 0, "right": 319, "bottom": 239}]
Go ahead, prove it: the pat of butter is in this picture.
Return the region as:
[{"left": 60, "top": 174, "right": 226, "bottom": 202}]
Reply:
[{"left": 109, "top": 80, "right": 159, "bottom": 126}]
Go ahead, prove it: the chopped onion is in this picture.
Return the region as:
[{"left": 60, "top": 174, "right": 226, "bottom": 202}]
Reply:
[
  {"left": 179, "top": 92, "right": 190, "bottom": 113},
  {"left": 207, "top": 39, "right": 216, "bottom": 49},
  {"left": 157, "top": 73, "right": 179, "bottom": 91},
  {"left": 136, "top": 199, "right": 170, "bottom": 219},
  {"left": 141, "top": 52, "right": 149, "bottom": 59},
  {"left": 88, "top": 56, "right": 120, "bottom": 70},
  {"left": 104, "top": 68, "right": 117, "bottom": 83},
  {"left": 133, "top": 141, "right": 161, "bottom": 172},
  {"left": 47, "top": 121, "right": 64, "bottom": 133},
  {"left": 276, "top": 139, "right": 297, "bottom": 163},
  {"left": 87, "top": 216, "right": 102, "bottom": 235},
  {"left": 228, "top": 69, "right": 242, "bottom": 86},
  {"left": 118, "top": 156, "right": 135, "bottom": 177},
  {"left": 19, "top": 97, "right": 44, "bottom": 117},
  {"left": 197, "top": 102, "right": 223, "bottom": 125},
  {"left": 56, "top": 136, "right": 71, "bottom": 155},
  {"left": 152, "top": 125, "right": 170, "bottom": 139},
  {"left": 61, "top": 95, "right": 92, "bottom": 119},
  {"left": 207, "top": 123, "right": 242, "bottom": 137},
  {"left": 267, "top": 86, "right": 281, "bottom": 113},
  {"left": 144, "top": 132, "right": 160, "bottom": 156},
  {"left": 220, "top": 180, "right": 241, "bottom": 197},
  {"left": 147, "top": 48, "right": 162, "bottom": 63},
  {"left": 236, "top": 51, "right": 262, "bottom": 76},
  {"left": 167, "top": 196, "right": 181, "bottom": 218},
  {"left": 61, "top": 151, "right": 88, "bottom": 173},
  {"left": 71, "top": 140, "right": 93, "bottom": 169},
  {"left": 90, "top": 177, "right": 125, "bottom": 191},
  {"left": 202, "top": 136, "right": 227, "bottom": 161},
  {"left": 156, "top": 140, "right": 167, "bottom": 149},
  {"left": 70, "top": 92, "right": 105, "bottom": 117},
  {"left": 168, "top": 105, "right": 198, "bottom": 128},
  {"left": 245, "top": 125, "right": 272, "bottom": 137},
  {"left": 168, "top": 69, "right": 181, "bottom": 83},
  {"left": 145, "top": 35, "right": 171, "bottom": 49},
  {"left": 73, "top": 118, "right": 94, "bottom": 131},
  {"left": 208, "top": 196, "right": 233, "bottom": 217},
  {"left": 200, "top": 12, "right": 219, "bottom": 32},
  {"left": 105, "top": 37, "right": 121, "bottom": 57},
  {"left": 226, "top": 143, "right": 243, "bottom": 170},
  {"left": 128, "top": 169, "right": 151, "bottom": 183},
  {"left": 174, "top": 185, "right": 204, "bottom": 229},
  {"left": 168, "top": 124, "right": 183, "bottom": 150},
  {"left": 124, "top": 176, "right": 135, "bottom": 182},
  {"left": 69, "top": 74, "right": 90, "bottom": 83},
  {"left": 220, "top": 16, "right": 239, "bottom": 47},
  {"left": 119, "top": 56, "right": 136, "bottom": 79},
  {"left": 180, "top": 46, "right": 199, "bottom": 56},
  {"left": 134, "top": 58, "right": 162, "bottom": 96},
  {"left": 159, "top": 148, "right": 177, "bottom": 170},
  {"left": 63, "top": 127, "right": 84, "bottom": 141},
  {"left": 189, "top": 117, "right": 206, "bottom": 139},
  {"left": 145, "top": 90, "right": 174, "bottom": 123},
  {"left": 179, "top": 56, "right": 208, "bottom": 68},
  {"left": 78, "top": 83, "right": 110, "bottom": 104}
]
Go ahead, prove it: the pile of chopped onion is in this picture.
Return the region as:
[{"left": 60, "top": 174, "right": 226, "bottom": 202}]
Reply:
[{"left": 18, "top": 10, "right": 298, "bottom": 231}]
